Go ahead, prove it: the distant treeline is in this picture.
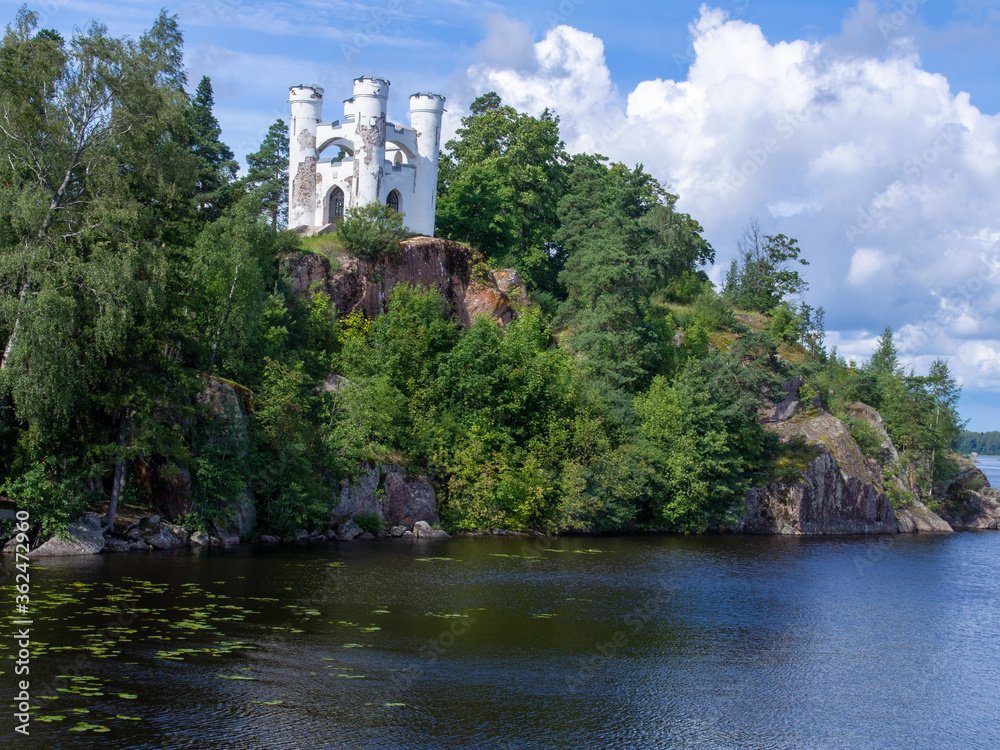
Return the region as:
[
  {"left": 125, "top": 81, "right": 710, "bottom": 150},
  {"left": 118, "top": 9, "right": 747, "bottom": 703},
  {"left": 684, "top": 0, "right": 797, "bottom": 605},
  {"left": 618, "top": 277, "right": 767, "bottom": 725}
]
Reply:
[{"left": 957, "top": 431, "right": 1000, "bottom": 456}]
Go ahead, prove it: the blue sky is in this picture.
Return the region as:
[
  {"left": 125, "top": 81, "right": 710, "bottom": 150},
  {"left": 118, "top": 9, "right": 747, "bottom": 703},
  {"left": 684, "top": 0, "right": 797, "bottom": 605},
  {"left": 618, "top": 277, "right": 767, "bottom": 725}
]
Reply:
[{"left": 4, "top": 0, "right": 1000, "bottom": 429}]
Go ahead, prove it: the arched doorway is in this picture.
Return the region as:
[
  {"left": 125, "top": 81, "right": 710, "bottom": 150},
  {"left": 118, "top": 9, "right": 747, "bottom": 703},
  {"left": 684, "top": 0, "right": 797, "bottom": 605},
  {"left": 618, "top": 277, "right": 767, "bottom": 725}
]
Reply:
[
  {"left": 386, "top": 189, "right": 401, "bottom": 213},
  {"left": 329, "top": 187, "right": 345, "bottom": 224}
]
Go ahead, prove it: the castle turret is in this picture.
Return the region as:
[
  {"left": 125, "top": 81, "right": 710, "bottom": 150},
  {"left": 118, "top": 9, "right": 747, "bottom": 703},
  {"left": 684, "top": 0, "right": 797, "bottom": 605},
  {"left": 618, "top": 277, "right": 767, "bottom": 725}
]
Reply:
[
  {"left": 408, "top": 93, "right": 446, "bottom": 237},
  {"left": 351, "top": 76, "right": 389, "bottom": 210},
  {"left": 288, "top": 85, "right": 324, "bottom": 229}
]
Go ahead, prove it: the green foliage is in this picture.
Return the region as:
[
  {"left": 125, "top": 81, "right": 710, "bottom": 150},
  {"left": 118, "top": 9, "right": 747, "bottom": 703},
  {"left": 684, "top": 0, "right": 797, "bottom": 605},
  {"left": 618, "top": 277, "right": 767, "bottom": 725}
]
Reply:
[
  {"left": 724, "top": 219, "right": 809, "bottom": 312},
  {"left": 957, "top": 430, "right": 1000, "bottom": 455},
  {"left": 354, "top": 511, "right": 384, "bottom": 536},
  {"left": 635, "top": 334, "right": 777, "bottom": 532},
  {"left": 842, "top": 415, "right": 884, "bottom": 460},
  {"left": 251, "top": 358, "right": 326, "bottom": 534},
  {"left": 242, "top": 118, "right": 289, "bottom": 228},
  {"left": 187, "top": 76, "right": 238, "bottom": 221},
  {"left": 1, "top": 460, "right": 89, "bottom": 538},
  {"left": 337, "top": 202, "right": 409, "bottom": 262},
  {"left": 436, "top": 92, "right": 567, "bottom": 293},
  {"left": 1, "top": 13, "right": 973, "bottom": 541}
]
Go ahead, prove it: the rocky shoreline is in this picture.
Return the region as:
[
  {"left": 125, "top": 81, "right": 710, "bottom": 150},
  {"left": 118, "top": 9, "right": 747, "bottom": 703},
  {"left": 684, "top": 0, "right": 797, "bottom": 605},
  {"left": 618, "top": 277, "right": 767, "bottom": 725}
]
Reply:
[{"left": 4, "top": 379, "right": 998, "bottom": 557}]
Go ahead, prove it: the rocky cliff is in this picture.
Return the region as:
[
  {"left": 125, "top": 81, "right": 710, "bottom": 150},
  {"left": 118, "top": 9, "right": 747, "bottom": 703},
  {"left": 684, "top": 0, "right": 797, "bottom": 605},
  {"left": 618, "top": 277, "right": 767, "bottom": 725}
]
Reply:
[
  {"left": 739, "top": 408, "right": 898, "bottom": 535},
  {"left": 845, "top": 402, "right": 952, "bottom": 533},
  {"left": 936, "top": 460, "right": 1000, "bottom": 530},
  {"left": 284, "top": 237, "right": 525, "bottom": 327}
]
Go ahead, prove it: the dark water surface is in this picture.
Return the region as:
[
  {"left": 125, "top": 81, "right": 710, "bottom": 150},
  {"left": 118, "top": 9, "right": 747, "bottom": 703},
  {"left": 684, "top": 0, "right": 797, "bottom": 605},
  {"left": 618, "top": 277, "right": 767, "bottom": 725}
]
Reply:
[{"left": 5, "top": 532, "right": 1000, "bottom": 749}]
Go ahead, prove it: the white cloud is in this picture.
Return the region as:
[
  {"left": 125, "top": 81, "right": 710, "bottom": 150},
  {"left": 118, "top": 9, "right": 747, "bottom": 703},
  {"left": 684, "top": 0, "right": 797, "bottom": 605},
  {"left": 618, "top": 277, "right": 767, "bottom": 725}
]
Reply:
[
  {"left": 847, "top": 247, "right": 888, "bottom": 286},
  {"left": 460, "top": 3, "right": 1000, "bottom": 401}
]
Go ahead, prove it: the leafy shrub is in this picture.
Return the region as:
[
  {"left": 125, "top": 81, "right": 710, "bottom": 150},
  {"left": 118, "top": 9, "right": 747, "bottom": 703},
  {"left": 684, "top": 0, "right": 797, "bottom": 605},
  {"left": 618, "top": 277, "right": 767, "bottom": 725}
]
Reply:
[
  {"left": 1, "top": 461, "right": 89, "bottom": 538},
  {"left": 842, "top": 415, "right": 884, "bottom": 460},
  {"left": 691, "top": 287, "right": 734, "bottom": 331},
  {"left": 354, "top": 511, "right": 384, "bottom": 536},
  {"left": 337, "top": 203, "right": 409, "bottom": 262}
]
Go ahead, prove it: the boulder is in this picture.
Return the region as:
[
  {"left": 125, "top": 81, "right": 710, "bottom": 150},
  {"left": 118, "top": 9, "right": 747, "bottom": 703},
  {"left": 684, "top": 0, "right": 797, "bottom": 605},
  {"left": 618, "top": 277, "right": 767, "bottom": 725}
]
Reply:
[
  {"left": 491, "top": 269, "right": 527, "bottom": 300},
  {"left": 133, "top": 462, "right": 192, "bottom": 521},
  {"left": 357, "top": 531, "right": 376, "bottom": 540},
  {"left": 846, "top": 402, "right": 900, "bottom": 465},
  {"left": 413, "top": 521, "right": 451, "bottom": 540},
  {"left": 330, "top": 465, "right": 383, "bottom": 522},
  {"left": 759, "top": 375, "right": 805, "bottom": 424},
  {"left": 294, "top": 528, "right": 310, "bottom": 543},
  {"left": 32, "top": 513, "right": 106, "bottom": 557},
  {"left": 189, "top": 531, "right": 211, "bottom": 547},
  {"left": 259, "top": 534, "right": 281, "bottom": 544},
  {"left": 739, "top": 411, "right": 897, "bottom": 535},
  {"left": 207, "top": 495, "right": 256, "bottom": 547},
  {"left": 401, "top": 529, "right": 415, "bottom": 539},
  {"left": 389, "top": 525, "right": 408, "bottom": 538},
  {"left": 138, "top": 517, "right": 186, "bottom": 550},
  {"left": 935, "top": 463, "right": 1000, "bottom": 530},
  {"left": 103, "top": 537, "right": 131, "bottom": 553},
  {"left": 895, "top": 496, "right": 953, "bottom": 533},
  {"left": 338, "top": 520, "right": 362, "bottom": 541}
]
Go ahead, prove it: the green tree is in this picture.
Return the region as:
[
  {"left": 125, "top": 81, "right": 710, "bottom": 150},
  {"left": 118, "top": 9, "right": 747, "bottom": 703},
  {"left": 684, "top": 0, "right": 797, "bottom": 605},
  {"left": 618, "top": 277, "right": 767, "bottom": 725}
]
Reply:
[
  {"left": 723, "top": 218, "right": 809, "bottom": 311},
  {"left": 243, "top": 118, "right": 289, "bottom": 228},
  {"left": 436, "top": 92, "right": 567, "bottom": 293},
  {"left": 0, "top": 9, "right": 198, "bottom": 528},
  {"left": 187, "top": 76, "right": 237, "bottom": 221}
]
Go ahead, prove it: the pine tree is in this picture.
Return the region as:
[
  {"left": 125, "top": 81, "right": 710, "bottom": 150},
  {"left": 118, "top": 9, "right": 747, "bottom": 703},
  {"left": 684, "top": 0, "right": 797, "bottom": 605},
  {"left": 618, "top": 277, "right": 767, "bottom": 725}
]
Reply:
[
  {"left": 187, "top": 76, "right": 237, "bottom": 221},
  {"left": 244, "top": 119, "right": 289, "bottom": 228}
]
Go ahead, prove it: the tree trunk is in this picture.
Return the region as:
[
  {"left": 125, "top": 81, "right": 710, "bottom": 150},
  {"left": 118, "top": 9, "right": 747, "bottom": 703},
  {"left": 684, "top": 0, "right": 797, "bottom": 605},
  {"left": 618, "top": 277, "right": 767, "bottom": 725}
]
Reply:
[
  {"left": 103, "top": 410, "right": 131, "bottom": 530},
  {"left": 1, "top": 279, "right": 28, "bottom": 369},
  {"left": 209, "top": 264, "right": 240, "bottom": 372}
]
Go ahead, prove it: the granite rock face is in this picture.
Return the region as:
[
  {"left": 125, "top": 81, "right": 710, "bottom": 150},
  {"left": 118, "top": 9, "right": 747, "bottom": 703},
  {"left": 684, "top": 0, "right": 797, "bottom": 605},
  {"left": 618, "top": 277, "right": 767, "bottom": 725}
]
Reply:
[
  {"left": 936, "top": 462, "right": 1000, "bottom": 530},
  {"left": 31, "top": 513, "right": 107, "bottom": 557},
  {"left": 331, "top": 464, "right": 439, "bottom": 528},
  {"left": 895, "top": 497, "right": 954, "bottom": 533},
  {"left": 284, "top": 238, "right": 518, "bottom": 328},
  {"left": 739, "top": 411, "right": 897, "bottom": 535}
]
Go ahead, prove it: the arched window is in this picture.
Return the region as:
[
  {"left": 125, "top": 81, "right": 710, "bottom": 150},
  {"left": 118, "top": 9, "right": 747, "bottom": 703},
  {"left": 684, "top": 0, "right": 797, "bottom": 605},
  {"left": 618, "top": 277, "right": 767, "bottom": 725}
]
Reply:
[
  {"left": 329, "top": 187, "right": 345, "bottom": 223},
  {"left": 386, "top": 189, "right": 400, "bottom": 213}
]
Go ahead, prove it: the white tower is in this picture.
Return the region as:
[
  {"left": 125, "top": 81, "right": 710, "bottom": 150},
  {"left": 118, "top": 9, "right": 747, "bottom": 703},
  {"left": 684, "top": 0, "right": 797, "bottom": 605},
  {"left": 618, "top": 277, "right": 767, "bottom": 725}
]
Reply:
[
  {"left": 350, "top": 76, "right": 389, "bottom": 210},
  {"left": 408, "top": 93, "right": 446, "bottom": 237},
  {"left": 288, "top": 85, "right": 324, "bottom": 229},
  {"left": 287, "top": 76, "right": 444, "bottom": 237}
]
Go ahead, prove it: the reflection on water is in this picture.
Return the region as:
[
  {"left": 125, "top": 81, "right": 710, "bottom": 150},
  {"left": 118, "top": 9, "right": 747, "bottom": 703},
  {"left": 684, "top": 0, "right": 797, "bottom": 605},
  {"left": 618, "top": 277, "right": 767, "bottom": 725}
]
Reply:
[{"left": 6, "top": 533, "right": 1000, "bottom": 749}]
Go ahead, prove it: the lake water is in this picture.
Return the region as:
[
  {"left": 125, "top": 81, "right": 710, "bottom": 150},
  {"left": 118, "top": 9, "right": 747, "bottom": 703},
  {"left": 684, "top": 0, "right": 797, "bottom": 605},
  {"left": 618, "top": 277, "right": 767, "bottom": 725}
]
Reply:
[
  {"left": 6, "top": 530, "right": 1000, "bottom": 749},
  {"left": 975, "top": 454, "right": 1000, "bottom": 487}
]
